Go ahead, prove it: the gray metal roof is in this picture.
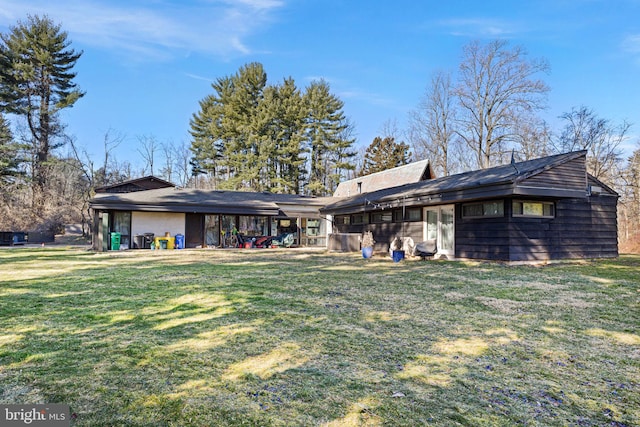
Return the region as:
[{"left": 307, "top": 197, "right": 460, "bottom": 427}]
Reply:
[
  {"left": 90, "top": 187, "right": 333, "bottom": 216},
  {"left": 333, "top": 159, "right": 432, "bottom": 197},
  {"left": 94, "top": 175, "right": 175, "bottom": 193},
  {"left": 90, "top": 151, "right": 606, "bottom": 217},
  {"left": 321, "top": 151, "right": 595, "bottom": 214}
]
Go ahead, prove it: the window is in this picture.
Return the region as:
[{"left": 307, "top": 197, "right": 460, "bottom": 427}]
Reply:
[
  {"left": 240, "top": 216, "right": 269, "bottom": 236},
  {"left": 371, "top": 212, "right": 393, "bottom": 223},
  {"left": 407, "top": 208, "right": 422, "bottom": 221},
  {"left": 334, "top": 215, "right": 350, "bottom": 225},
  {"left": 513, "top": 201, "right": 555, "bottom": 218},
  {"left": 112, "top": 211, "right": 131, "bottom": 249},
  {"left": 351, "top": 213, "right": 368, "bottom": 225},
  {"left": 462, "top": 201, "right": 504, "bottom": 218},
  {"left": 393, "top": 208, "right": 422, "bottom": 222}
]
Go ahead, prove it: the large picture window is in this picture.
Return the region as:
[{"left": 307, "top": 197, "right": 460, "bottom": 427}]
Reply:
[{"left": 513, "top": 201, "right": 555, "bottom": 218}]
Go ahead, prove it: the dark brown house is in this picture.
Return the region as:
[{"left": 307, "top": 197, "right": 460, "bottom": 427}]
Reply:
[
  {"left": 321, "top": 150, "right": 618, "bottom": 261},
  {"left": 89, "top": 151, "right": 618, "bottom": 261}
]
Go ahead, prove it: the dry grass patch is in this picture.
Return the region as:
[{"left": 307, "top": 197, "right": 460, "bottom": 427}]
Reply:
[{"left": 0, "top": 248, "right": 638, "bottom": 426}]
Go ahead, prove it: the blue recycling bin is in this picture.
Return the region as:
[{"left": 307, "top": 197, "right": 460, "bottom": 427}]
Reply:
[{"left": 175, "top": 234, "right": 185, "bottom": 249}]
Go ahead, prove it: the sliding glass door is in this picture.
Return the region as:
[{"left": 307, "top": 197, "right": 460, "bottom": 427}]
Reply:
[{"left": 423, "top": 205, "right": 455, "bottom": 257}]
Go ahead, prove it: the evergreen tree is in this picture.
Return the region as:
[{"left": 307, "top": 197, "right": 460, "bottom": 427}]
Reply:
[
  {"left": 189, "top": 78, "right": 234, "bottom": 187},
  {"left": 0, "top": 15, "right": 83, "bottom": 210},
  {"left": 361, "top": 136, "right": 411, "bottom": 175},
  {"left": 257, "top": 78, "right": 307, "bottom": 193},
  {"left": 189, "top": 63, "right": 267, "bottom": 190},
  {"left": 0, "top": 114, "right": 23, "bottom": 186},
  {"left": 225, "top": 62, "right": 267, "bottom": 190},
  {"left": 304, "top": 79, "right": 354, "bottom": 195},
  {"left": 189, "top": 65, "right": 356, "bottom": 195}
]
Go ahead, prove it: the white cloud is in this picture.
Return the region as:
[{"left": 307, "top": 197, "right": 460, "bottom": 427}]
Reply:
[{"left": 0, "top": 0, "right": 284, "bottom": 61}]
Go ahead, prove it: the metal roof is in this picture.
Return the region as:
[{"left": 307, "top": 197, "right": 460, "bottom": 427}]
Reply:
[
  {"left": 94, "top": 175, "right": 175, "bottom": 193},
  {"left": 333, "top": 159, "right": 433, "bottom": 197},
  {"left": 90, "top": 151, "right": 608, "bottom": 217},
  {"left": 321, "top": 151, "right": 597, "bottom": 214},
  {"left": 90, "top": 187, "right": 333, "bottom": 217}
]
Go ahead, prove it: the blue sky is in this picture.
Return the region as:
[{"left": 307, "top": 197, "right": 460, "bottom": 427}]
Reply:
[{"left": 1, "top": 0, "right": 639, "bottom": 169}]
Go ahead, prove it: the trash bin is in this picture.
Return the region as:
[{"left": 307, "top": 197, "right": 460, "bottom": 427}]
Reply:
[
  {"left": 134, "top": 234, "right": 144, "bottom": 249},
  {"left": 110, "top": 232, "right": 121, "bottom": 250},
  {"left": 160, "top": 239, "right": 168, "bottom": 250},
  {"left": 175, "top": 234, "right": 185, "bottom": 249}
]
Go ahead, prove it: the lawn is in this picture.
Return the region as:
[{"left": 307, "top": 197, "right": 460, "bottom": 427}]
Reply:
[{"left": 0, "top": 247, "right": 638, "bottom": 426}]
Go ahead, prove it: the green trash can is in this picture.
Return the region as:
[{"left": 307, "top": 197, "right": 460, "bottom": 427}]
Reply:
[{"left": 110, "top": 232, "right": 121, "bottom": 250}]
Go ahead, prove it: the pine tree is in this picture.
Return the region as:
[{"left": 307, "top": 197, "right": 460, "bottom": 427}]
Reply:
[
  {"left": 0, "top": 15, "right": 84, "bottom": 210},
  {"left": 225, "top": 62, "right": 267, "bottom": 190},
  {"left": 0, "top": 114, "right": 23, "bottom": 186},
  {"left": 190, "top": 63, "right": 267, "bottom": 190},
  {"left": 361, "top": 136, "right": 411, "bottom": 175},
  {"left": 257, "top": 78, "right": 307, "bottom": 193},
  {"left": 304, "top": 79, "right": 353, "bottom": 196},
  {"left": 190, "top": 65, "right": 356, "bottom": 195}
]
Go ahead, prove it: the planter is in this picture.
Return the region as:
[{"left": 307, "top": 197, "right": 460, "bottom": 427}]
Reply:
[
  {"left": 362, "top": 246, "right": 373, "bottom": 259},
  {"left": 392, "top": 250, "right": 405, "bottom": 263}
]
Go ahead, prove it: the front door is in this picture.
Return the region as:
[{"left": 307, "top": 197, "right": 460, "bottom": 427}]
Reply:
[{"left": 424, "top": 205, "right": 455, "bottom": 258}]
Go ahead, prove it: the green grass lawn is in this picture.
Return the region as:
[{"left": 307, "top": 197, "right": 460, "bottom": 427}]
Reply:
[{"left": 0, "top": 248, "right": 638, "bottom": 426}]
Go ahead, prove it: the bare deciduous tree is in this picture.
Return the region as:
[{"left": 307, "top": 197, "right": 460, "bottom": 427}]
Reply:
[
  {"left": 455, "top": 40, "right": 550, "bottom": 169},
  {"left": 512, "top": 116, "right": 552, "bottom": 162},
  {"left": 409, "top": 70, "right": 458, "bottom": 176},
  {"left": 137, "top": 135, "right": 158, "bottom": 176},
  {"left": 172, "top": 141, "right": 193, "bottom": 188},
  {"left": 555, "top": 106, "right": 630, "bottom": 182}
]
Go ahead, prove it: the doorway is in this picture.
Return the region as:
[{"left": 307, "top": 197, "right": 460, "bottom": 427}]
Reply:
[{"left": 423, "top": 205, "right": 455, "bottom": 258}]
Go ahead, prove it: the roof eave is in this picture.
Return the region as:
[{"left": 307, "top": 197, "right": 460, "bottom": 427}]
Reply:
[{"left": 90, "top": 202, "right": 280, "bottom": 216}]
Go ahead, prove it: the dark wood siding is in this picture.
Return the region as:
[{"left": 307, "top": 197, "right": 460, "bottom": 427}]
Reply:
[
  {"left": 506, "top": 196, "right": 617, "bottom": 261},
  {"left": 519, "top": 157, "right": 586, "bottom": 191},
  {"left": 455, "top": 195, "right": 618, "bottom": 261},
  {"left": 456, "top": 202, "right": 511, "bottom": 260},
  {"left": 334, "top": 194, "right": 618, "bottom": 261}
]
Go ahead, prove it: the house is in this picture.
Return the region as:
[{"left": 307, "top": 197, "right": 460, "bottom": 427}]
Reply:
[
  {"left": 321, "top": 150, "right": 618, "bottom": 261},
  {"left": 89, "top": 187, "right": 333, "bottom": 251},
  {"left": 89, "top": 150, "right": 618, "bottom": 261}
]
